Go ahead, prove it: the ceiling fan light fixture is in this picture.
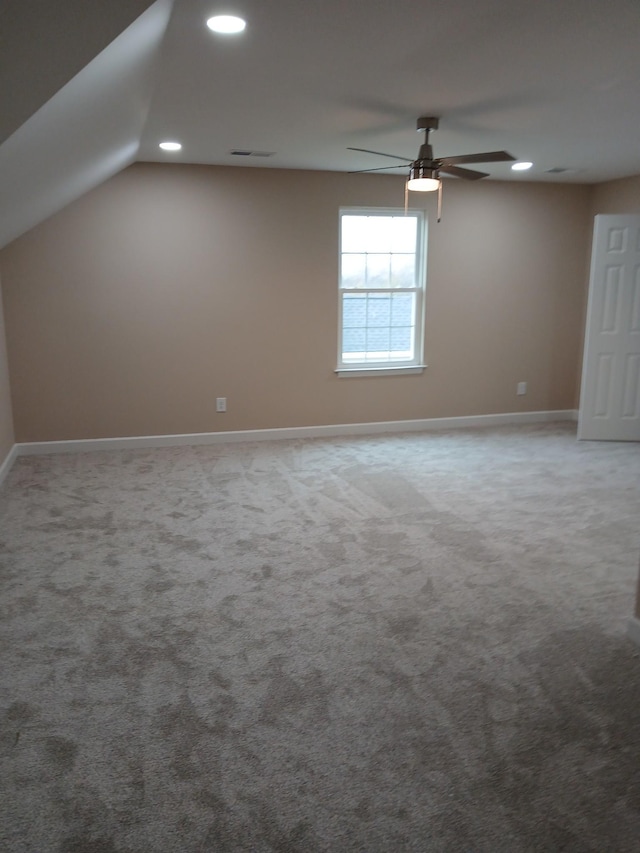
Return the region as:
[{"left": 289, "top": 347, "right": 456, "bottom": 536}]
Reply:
[
  {"left": 407, "top": 163, "right": 440, "bottom": 192},
  {"left": 511, "top": 161, "right": 533, "bottom": 171}
]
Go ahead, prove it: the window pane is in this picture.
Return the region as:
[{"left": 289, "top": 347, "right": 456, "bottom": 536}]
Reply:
[
  {"left": 341, "top": 291, "right": 416, "bottom": 363},
  {"left": 367, "top": 294, "right": 391, "bottom": 327},
  {"left": 390, "top": 254, "right": 415, "bottom": 288},
  {"left": 341, "top": 254, "right": 366, "bottom": 288},
  {"left": 365, "top": 217, "right": 394, "bottom": 253},
  {"left": 343, "top": 214, "right": 419, "bottom": 255},
  {"left": 367, "top": 327, "right": 390, "bottom": 353},
  {"left": 343, "top": 328, "right": 366, "bottom": 354},
  {"left": 390, "top": 327, "right": 412, "bottom": 352},
  {"left": 341, "top": 216, "right": 369, "bottom": 252},
  {"left": 342, "top": 293, "right": 367, "bottom": 328},
  {"left": 366, "top": 254, "right": 391, "bottom": 288},
  {"left": 390, "top": 292, "right": 414, "bottom": 326},
  {"left": 389, "top": 217, "right": 418, "bottom": 253}
]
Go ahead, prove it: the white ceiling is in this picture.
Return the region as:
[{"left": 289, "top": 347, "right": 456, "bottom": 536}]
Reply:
[
  {"left": 2, "top": 0, "right": 640, "bottom": 246},
  {"left": 140, "top": 0, "right": 640, "bottom": 182}
]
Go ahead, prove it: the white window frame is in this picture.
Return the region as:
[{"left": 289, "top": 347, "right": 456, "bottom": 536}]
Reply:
[{"left": 337, "top": 207, "right": 427, "bottom": 377}]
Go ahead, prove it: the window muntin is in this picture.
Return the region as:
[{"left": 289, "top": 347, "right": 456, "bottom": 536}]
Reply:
[{"left": 339, "top": 210, "right": 425, "bottom": 369}]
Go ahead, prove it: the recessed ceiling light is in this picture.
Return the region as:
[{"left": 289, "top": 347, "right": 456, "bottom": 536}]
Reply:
[
  {"left": 511, "top": 161, "right": 533, "bottom": 171},
  {"left": 159, "top": 141, "right": 182, "bottom": 151},
  {"left": 206, "top": 15, "right": 246, "bottom": 34}
]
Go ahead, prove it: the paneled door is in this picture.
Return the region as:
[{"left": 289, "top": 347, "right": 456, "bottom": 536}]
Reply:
[{"left": 578, "top": 215, "right": 640, "bottom": 441}]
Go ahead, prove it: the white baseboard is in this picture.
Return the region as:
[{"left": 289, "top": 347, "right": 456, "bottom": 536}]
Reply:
[
  {"left": 0, "top": 443, "right": 18, "bottom": 488},
  {"left": 16, "top": 410, "right": 578, "bottom": 457},
  {"left": 627, "top": 617, "right": 640, "bottom": 649}
]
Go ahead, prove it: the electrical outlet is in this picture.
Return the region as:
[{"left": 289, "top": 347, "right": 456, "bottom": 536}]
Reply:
[
  {"left": 216, "top": 397, "right": 227, "bottom": 412},
  {"left": 517, "top": 381, "right": 527, "bottom": 396}
]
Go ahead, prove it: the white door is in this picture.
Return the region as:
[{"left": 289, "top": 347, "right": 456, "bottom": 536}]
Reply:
[{"left": 578, "top": 215, "right": 640, "bottom": 441}]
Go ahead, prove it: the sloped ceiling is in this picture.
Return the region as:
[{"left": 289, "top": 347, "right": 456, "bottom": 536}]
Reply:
[
  {"left": 0, "top": 0, "right": 173, "bottom": 249},
  {"left": 1, "top": 0, "right": 640, "bottom": 249},
  {"left": 0, "top": 0, "right": 157, "bottom": 145}
]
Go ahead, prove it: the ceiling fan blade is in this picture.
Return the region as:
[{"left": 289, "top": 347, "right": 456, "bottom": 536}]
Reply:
[
  {"left": 439, "top": 150, "right": 516, "bottom": 166},
  {"left": 347, "top": 147, "right": 413, "bottom": 163},
  {"left": 439, "top": 164, "right": 488, "bottom": 180},
  {"left": 348, "top": 165, "right": 409, "bottom": 174}
]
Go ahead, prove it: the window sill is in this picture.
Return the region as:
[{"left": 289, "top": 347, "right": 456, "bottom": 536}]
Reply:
[{"left": 335, "top": 365, "right": 426, "bottom": 378}]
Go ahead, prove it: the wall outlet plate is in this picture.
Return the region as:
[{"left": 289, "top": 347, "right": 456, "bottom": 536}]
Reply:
[
  {"left": 216, "top": 397, "right": 227, "bottom": 412},
  {"left": 517, "top": 382, "right": 527, "bottom": 396}
]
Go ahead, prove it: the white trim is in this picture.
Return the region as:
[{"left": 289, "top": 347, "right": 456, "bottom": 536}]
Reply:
[
  {"left": 336, "top": 365, "right": 426, "bottom": 377},
  {"left": 627, "top": 617, "right": 640, "bottom": 648},
  {"left": 15, "top": 410, "right": 578, "bottom": 456},
  {"left": 0, "top": 444, "right": 18, "bottom": 487},
  {"left": 338, "top": 208, "right": 427, "bottom": 373}
]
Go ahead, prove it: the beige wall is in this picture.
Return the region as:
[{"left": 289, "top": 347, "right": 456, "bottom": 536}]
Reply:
[
  {"left": 1, "top": 163, "right": 592, "bottom": 442},
  {"left": 591, "top": 174, "right": 640, "bottom": 216},
  {"left": 0, "top": 277, "right": 15, "bottom": 463}
]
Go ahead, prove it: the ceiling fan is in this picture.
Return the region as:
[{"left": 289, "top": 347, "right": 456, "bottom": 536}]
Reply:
[{"left": 348, "top": 117, "right": 516, "bottom": 219}]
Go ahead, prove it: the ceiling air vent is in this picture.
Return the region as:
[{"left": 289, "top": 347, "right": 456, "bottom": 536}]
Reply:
[
  {"left": 545, "top": 167, "right": 570, "bottom": 174},
  {"left": 230, "top": 150, "right": 275, "bottom": 157}
]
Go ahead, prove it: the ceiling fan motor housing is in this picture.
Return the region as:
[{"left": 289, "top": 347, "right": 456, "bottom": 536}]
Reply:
[{"left": 409, "top": 161, "right": 439, "bottom": 182}]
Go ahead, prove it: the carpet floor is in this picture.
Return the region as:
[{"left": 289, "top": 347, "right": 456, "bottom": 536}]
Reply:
[{"left": 1, "top": 422, "right": 639, "bottom": 852}]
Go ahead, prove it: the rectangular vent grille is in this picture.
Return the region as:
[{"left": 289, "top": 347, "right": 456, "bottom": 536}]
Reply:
[{"left": 230, "top": 150, "right": 275, "bottom": 157}]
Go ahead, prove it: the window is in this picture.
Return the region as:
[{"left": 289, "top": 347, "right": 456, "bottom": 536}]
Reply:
[{"left": 338, "top": 208, "right": 426, "bottom": 374}]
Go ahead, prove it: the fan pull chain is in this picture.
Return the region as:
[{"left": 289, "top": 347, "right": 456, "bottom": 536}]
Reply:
[
  {"left": 404, "top": 180, "right": 409, "bottom": 215},
  {"left": 437, "top": 180, "right": 442, "bottom": 222}
]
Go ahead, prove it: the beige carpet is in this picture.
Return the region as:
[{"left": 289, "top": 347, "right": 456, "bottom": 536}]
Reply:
[{"left": 1, "top": 422, "right": 639, "bottom": 852}]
